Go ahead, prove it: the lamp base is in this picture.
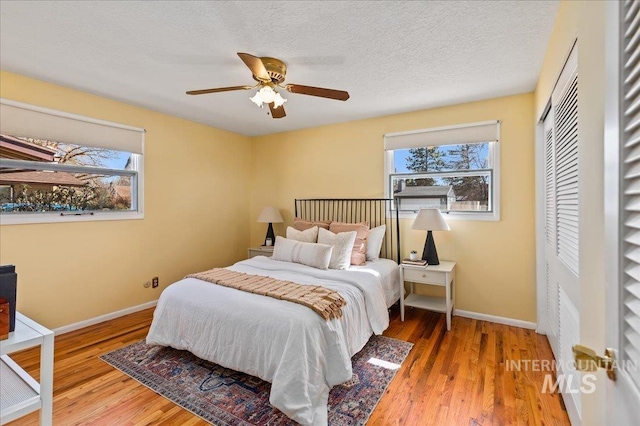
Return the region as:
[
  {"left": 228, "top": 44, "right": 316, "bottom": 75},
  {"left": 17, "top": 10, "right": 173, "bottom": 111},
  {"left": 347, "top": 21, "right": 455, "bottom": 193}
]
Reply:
[
  {"left": 422, "top": 230, "right": 440, "bottom": 265},
  {"left": 264, "top": 223, "right": 276, "bottom": 246}
]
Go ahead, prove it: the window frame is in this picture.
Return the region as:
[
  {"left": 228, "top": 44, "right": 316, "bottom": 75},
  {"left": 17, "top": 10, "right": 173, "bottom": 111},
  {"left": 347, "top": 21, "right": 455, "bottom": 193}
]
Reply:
[
  {"left": 384, "top": 122, "right": 501, "bottom": 222},
  {"left": 0, "top": 100, "right": 144, "bottom": 225}
]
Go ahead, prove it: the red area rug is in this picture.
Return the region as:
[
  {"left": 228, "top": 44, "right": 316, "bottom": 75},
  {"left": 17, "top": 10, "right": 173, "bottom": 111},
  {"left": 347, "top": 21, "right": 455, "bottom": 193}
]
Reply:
[{"left": 100, "top": 335, "right": 412, "bottom": 425}]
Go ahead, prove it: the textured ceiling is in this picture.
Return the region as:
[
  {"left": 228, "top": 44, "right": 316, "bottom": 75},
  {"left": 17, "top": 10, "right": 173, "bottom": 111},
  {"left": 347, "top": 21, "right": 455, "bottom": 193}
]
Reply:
[{"left": 0, "top": 1, "right": 559, "bottom": 137}]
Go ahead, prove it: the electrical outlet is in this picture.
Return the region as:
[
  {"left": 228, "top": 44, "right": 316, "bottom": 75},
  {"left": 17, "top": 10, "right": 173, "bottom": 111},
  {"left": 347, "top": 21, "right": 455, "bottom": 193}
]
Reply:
[
  {"left": 152, "top": 277, "right": 159, "bottom": 288},
  {"left": 143, "top": 281, "right": 151, "bottom": 288}
]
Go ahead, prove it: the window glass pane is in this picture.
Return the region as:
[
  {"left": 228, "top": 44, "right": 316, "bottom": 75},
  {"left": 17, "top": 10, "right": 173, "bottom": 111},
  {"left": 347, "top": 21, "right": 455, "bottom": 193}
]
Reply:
[
  {"left": 0, "top": 169, "right": 132, "bottom": 213},
  {"left": 0, "top": 134, "right": 135, "bottom": 213},
  {"left": 392, "top": 174, "right": 491, "bottom": 212},
  {"left": 393, "top": 142, "right": 490, "bottom": 173},
  {"left": 2, "top": 135, "right": 132, "bottom": 170}
]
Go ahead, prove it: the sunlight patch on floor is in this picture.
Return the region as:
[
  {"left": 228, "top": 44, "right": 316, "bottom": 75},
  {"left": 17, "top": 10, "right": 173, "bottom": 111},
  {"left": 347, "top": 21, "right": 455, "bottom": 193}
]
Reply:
[{"left": 367, "top": 357, "right": 401, "bottom": 370}]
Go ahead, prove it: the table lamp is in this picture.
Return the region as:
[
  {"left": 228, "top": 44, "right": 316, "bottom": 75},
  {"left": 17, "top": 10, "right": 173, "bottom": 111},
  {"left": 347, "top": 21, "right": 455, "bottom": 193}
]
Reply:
[
  {"left": 412, "top": 208, "right": 450, "bottom": 265},
  {"left": 257, "top": 206, "right": 284, "bottom": 246}
]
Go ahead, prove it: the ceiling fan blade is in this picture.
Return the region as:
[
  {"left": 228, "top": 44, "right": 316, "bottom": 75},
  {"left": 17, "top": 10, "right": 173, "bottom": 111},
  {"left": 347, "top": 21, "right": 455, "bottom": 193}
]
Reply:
[
  {"left": 186, "top": 85, "right": 252, "bottom": 95},
  {"left": 269, "top": 102, "right": 286, "bottom": 119},
  {"left": 237, "top": 52, "right": 271, "bottom": 82},
  {"left": 285, "top": 84, "right": 349, "bottom": 101}
]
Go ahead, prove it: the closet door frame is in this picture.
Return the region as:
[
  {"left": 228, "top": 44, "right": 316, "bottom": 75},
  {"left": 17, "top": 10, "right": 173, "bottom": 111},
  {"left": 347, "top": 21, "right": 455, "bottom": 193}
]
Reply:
[{"left": 536, "top": 39, "right": 579, "bottom": 336}]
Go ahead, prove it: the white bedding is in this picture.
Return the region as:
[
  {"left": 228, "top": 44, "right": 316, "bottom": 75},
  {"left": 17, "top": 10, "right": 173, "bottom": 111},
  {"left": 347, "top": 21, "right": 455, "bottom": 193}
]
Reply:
[
  {"left": 349, "top": 258, "right": 401, "bottom": 308},
  {"left": 146, "top": 256, "right": 392, "bottom": 425}
]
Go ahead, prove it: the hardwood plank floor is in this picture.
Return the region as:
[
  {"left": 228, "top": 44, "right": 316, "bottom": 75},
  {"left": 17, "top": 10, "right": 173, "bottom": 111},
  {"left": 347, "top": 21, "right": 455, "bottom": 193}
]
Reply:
[{"left": 6, "top": 306, "right": 569, "bottom": 425}]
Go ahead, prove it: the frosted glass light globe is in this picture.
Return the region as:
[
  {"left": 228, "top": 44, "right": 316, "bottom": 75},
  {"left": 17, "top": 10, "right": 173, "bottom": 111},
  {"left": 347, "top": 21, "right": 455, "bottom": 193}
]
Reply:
[
  {"left": 249, "top": 92, "right": 263, "bottom": 107},
  {"left": 258, "top": 86, "right": 276, "bottom": 103},
  {"left": 273, "top": 93, "right": 287, "bottom": 108}
]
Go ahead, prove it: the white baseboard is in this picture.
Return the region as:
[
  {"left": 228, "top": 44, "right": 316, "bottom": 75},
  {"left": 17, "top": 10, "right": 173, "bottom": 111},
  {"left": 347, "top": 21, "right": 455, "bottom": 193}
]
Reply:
[
  {"left": 454, "top": 309, "right": 537, "bottom": 330},
  {"left": 52, "top": 303, "right": 534, "bottom": 335},
  {"left": 53, "top": 300, "right": 158, "bottom": 335}
]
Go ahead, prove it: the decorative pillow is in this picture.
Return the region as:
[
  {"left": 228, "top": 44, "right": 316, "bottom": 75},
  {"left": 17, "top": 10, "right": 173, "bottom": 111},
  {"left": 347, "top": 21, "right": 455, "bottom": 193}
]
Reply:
[
  {"left": 272, "top": 236, "right": 333, "bottom": 270},
  {"left": 366, "top": 225, "right": 386, "bottom": 260},
  {"left": 317, "top": 228, "right": 357, "bottom": 270},
  {"left": 329, "top": 222, "right": 370, "bottom": 266},
  {"left": 286, "top": 226, "right": 318, "bottom": 243},
  {"left": 293, "top": 217, "right": 331, "bottom": 231}
]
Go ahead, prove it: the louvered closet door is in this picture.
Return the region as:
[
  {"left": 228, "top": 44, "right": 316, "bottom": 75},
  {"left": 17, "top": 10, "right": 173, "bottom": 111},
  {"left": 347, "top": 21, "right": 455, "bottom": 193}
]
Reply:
[
  {"left": 605, "top": 1, "right": 640, "bottom": 422},
  {"left": 620, "top": 0, "right": 640, "bottom": 396},
  {"left": 544, "top": 110, "right": 559, "bottom": 358},
  {"left": 542, "top": 45, "right": 581, "bottom": 423}
]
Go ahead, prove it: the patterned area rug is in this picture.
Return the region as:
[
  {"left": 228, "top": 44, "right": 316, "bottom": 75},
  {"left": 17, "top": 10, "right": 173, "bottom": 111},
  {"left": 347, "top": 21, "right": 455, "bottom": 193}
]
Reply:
[{"left": 100, "top": 335, "right": 412, "bottom": 425}]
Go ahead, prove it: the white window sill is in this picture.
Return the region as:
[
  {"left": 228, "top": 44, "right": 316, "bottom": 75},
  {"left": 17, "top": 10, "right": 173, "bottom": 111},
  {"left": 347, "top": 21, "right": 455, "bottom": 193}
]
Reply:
[
  {"left": 0, "top": 211, "right": 144, "bottom": 226},
  {"left": 396, "top": 210, "right": 500, "bottom": 222}
]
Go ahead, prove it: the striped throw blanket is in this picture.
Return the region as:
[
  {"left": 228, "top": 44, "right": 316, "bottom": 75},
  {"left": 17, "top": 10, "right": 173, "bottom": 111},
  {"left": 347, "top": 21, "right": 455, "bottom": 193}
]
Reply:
[{"left": 186, "top": 268, "right": 346, "bottom": 320}]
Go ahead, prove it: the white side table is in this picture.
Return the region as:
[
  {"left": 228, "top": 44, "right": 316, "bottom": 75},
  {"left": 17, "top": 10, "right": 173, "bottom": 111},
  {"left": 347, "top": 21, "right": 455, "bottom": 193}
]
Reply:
[
  {"left": 0, "top": 312, "right": 54, "bottom": 425},
  {"left": 248, "top": 246, "right": 274, "bottom": 259},
  {"left": 399, "top": 261, "right": 456, "bottom": 331}
]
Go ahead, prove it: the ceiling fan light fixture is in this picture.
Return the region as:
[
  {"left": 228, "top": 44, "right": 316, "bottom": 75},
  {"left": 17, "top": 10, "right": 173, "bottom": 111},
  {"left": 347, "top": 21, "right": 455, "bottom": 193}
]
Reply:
[
  {"left": 259, "top": 86, "right": 277, "bottom": 103},
  {"left": 249, "top": 92, "right": 264, "bottom": 107},
  {"left": 250, "top": 85, "right": 287, "bottom": 109},
  {"left": 273, "top": 92, "right": 287, "bottom": 108}
]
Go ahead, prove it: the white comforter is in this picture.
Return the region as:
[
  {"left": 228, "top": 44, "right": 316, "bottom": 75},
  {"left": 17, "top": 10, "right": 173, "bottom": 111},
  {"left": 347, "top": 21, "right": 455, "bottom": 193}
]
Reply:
[{"left": 146, "top": 256, "right": 390, "bottom": 425}]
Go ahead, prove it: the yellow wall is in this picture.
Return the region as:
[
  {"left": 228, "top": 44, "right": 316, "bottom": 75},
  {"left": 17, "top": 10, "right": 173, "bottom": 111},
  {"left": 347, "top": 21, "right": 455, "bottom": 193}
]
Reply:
[
  {"left": 0, "top": 71, "right": 252, "bottom": 329},
  {"left": 0, "top": 45, "right": 548, "bottom": 329},
  {"left": 251, "top": 93, "right": 537, "bottom": 322},
  {"left": 534, "top": 1, "right": 607, "bottom": 423}
]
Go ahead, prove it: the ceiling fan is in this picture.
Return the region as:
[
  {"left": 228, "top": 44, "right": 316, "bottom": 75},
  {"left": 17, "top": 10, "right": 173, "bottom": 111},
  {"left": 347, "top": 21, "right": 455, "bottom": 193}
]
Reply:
[{"left": 186, "top": 53, "right": 350, "bottom": 119}]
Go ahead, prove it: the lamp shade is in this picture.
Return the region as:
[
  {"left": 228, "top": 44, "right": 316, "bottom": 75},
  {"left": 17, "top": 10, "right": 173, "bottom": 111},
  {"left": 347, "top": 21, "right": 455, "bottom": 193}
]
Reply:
[
  {"left": 411, "top": 208, "right": 450, "bottom": 231},
  {"left": 257, "top": 206, "right": 283, "bottom": 223}
]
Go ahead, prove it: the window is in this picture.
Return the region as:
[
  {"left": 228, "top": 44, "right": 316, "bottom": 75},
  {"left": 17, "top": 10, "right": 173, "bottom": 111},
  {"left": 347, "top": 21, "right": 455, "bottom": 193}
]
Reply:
[
  {"left": 0, "top": 99, "right": 144, "bottom": 224},
  {"left": 384, "top": 120, "right": 500, "bottom": 220}
]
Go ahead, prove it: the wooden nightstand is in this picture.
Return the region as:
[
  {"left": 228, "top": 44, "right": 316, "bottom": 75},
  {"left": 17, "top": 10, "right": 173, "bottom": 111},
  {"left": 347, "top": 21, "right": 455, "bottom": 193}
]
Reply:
[
  {"left": 400, "top": 261, "right": 456, "bottom": 331},
  {"left": 248, "top": 246, "right": 274, "bottom": 259}
]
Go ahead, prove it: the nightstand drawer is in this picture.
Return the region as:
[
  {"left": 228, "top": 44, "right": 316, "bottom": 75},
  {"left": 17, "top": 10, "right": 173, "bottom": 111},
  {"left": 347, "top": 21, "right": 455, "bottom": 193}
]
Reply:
[
  {"left": 403, "top": 267, "right": 445, "bottom": 285},
  {"left": 248, "top": 247, "right": 274, "bottom": 259}
]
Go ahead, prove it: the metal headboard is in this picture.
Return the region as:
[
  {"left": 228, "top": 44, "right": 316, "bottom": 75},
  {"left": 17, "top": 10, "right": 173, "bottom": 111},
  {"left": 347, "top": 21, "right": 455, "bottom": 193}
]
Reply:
[{"left": 294, "top": 198, "right": 401, "bottom": 263}]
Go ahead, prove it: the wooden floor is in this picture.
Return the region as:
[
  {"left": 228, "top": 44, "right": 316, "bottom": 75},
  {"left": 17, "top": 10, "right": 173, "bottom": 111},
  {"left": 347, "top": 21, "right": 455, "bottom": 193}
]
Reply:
[{"left": 7, "top": 306, "right": 569, "bottom": 425}]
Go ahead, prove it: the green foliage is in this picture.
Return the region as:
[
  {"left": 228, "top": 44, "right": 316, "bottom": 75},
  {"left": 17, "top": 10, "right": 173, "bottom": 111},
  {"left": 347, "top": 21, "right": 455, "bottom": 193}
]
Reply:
[
  {"left": 8, "top": 182, "right": 130, "bottom": 212},
  {"left": 405, "top": 147, "right": 445, "bottom": 186},
  {"left": 443, "top": 175, "right": 488, "bottom": 202},
  {"left": 442, "top": 144, "right": 488, "bottom": 203},
  {"left": 405, "top": 147, "right": 445, "bottom": 172}
]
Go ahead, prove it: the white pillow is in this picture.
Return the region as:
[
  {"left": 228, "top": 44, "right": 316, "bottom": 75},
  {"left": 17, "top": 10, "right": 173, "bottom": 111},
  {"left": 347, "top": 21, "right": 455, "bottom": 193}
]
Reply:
[
  {"left": 366, "top": 225, "right": 386, "bottom": 260},
  {"left": 272, "top": 236, "right": 333, "bottom": 270},
  {"left": 286, "top": 225, "right": 318, "bottom": 243},
  {"left": 317, "top": 227, "right": 357, "bottom": 270}
]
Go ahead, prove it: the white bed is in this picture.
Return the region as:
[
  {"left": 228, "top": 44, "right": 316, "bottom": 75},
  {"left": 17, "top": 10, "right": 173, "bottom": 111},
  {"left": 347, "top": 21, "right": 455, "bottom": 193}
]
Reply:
[
  {"left": 146, "top": 255, "right": 400, "bottom": 425},
  {"left": 351, "top": 258, "right": 402, "bottom": 309}
]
